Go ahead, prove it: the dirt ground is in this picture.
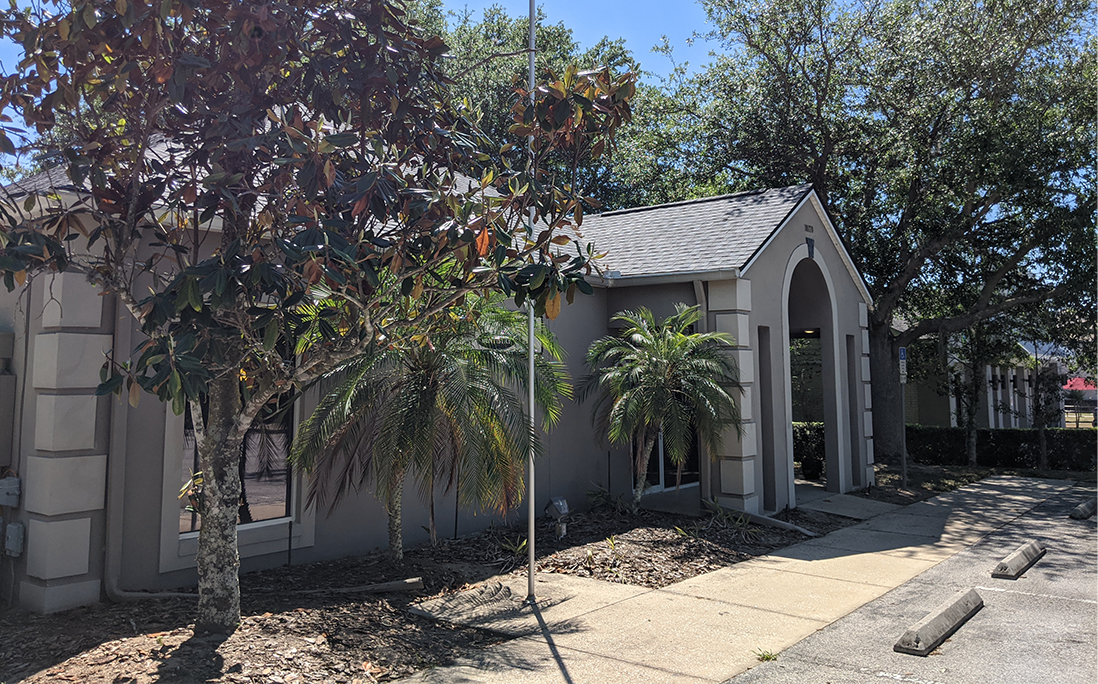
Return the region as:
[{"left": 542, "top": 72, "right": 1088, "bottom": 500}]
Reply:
[
  {"left": 8, "top": 460, "right": 1081, "bottom": 684},
  {"left": 857, "top": 455, "right": 1096, "bottom": 506}
]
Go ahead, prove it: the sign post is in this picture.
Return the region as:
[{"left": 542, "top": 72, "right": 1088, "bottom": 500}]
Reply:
[{"left": 899, "top": 346, "right": 908, "bottom": 489}]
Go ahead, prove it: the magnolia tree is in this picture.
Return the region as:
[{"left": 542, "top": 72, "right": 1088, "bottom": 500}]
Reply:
[{"left": 0, "top": 0, "right": 633, "bottom": 632}]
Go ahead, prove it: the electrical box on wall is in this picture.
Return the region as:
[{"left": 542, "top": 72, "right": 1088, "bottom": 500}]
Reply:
[
  {"left": 0, "top": 476, "right": 19, "bottom": 507},
  {"left": 4, "top": 520, "right": 23, "bottom": 556}
]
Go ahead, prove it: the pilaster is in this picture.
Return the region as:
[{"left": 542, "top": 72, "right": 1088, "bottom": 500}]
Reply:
[
  {"left": 19, "top": 273, "right": 109, "bottom": 613},
  {"left": 710, "top": 279, "right": 759, "bottom": 514}
]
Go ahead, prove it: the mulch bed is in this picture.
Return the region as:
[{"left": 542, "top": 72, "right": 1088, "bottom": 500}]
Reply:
[{"left": 0, "top": 496, "right": 859, "bottom": 684}]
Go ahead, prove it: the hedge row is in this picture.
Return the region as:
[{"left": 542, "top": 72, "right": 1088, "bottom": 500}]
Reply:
[
  {"left": 792, "top": 421, "right": 825, "bottom": 479},
  {"left": 792, "top": 422, "right": 1096, "bottom": 472},
  {"left": 904, "top": 425, "right": 1096, "bottom": 471}
]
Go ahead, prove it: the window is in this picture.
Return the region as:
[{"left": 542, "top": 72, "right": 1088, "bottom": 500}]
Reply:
[
  {"left": 179, "top": 395, "right": 294, "bottom": 534},
  {"left": 644, "top": 429, "right": 701, "bottom": 492}
]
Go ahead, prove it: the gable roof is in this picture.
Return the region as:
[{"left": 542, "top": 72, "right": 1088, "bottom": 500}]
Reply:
[{"left": 580, "top": 184, "right": 813, "bottom": 279}]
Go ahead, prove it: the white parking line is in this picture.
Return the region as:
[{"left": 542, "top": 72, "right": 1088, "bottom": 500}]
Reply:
[
  {"left": 874, "top": 671, "right": 949, "bottom": 684},
  {"left": 975, "top": 585, "right": 1098, "bottom": 604}
]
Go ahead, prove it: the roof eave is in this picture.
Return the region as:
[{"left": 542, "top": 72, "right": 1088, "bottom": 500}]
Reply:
[{"left": 588, "top": 268, "right": 740, "bottom": 288}]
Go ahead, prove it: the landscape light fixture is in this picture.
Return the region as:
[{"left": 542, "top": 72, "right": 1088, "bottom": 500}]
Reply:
[{"left": 545, "top": 497, "right": 569, "bottom": 538}]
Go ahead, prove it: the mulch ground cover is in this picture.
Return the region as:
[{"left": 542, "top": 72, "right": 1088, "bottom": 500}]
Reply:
[{"left": 0, "top": 465, "right": 1008, "bottom": 684}]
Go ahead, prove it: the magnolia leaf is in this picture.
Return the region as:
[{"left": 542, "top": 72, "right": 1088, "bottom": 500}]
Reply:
[
  {"left": 545, "top": 291, "right": 561, "bottom": 320},
  {"left": 475, "top": 227, "right": 491, "bottom": 256},
  {"left": 263, "top": 320, "right": 279, "bottom": 350}
]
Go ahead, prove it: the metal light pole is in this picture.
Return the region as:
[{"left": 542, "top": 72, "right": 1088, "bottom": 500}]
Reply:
[{"left": 525, "top": 0, "right": 537, "bottom": 604}]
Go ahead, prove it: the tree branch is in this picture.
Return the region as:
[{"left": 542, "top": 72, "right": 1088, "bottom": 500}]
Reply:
[{"left": 896, "top": 285, "right": 1066, "bottom": 347}]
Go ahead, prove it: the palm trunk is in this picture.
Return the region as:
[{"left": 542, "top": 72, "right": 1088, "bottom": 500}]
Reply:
[
  {"left": 632, "top": 428, "right": 659, "bottom": 511},
  {"left": 428, "top": 480, "right": 437, "bottom": 546},
  {"left": 387, "top": 469, "right": 404, "bottom": 561},
  {"left": 195, "top": 371, "right": 245, "bottom": 634}
]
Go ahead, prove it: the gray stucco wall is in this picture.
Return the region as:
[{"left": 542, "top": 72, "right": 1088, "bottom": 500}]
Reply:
[
  {"left": 112, "top": 284, "right": 624, "bottom": 593},
  {"left": 726, "top": 199, "right": 873, "bottom": 512},
  {"left": 7, "top": 273, "right": 118, "bottom": 612},
  {"left": 5, "top": 191, "right": 875, "bottom": 608}
]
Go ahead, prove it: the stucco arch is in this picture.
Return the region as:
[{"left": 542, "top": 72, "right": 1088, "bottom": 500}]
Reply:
[{"left": 780, "top": 242, "right": 850, "bottom": 505}]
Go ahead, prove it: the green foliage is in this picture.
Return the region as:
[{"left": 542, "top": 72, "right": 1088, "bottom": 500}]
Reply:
[
  {"left": 905, "top": 425, "right": 1096, "bottom": 471},
  {"left": 790, "top": 339, "right": 823, "bottom": 422},
  {"left": 178, "top": 470, "right": 205, "bottom": 515},
  {"left": 0, "top": 0, "right": 633, "bottom": 629},
  {"left": 753, "top": 649, "right": 778, "bottom": 662},
  {"left": 438, "top": 3, "right": 640, "bottom": 204},
  {"left": 0, "top": 0, "right": 635, "bottom": 415},
  {"left": 289, "top": 293, "right": 571, "bottom": 555},
  {"left": 586, "top": 484, "right": 631, "bottom": 514},
  {"left": 792, "top": 422, "right": 824, "bottom": 481},
  {"left": 498, "top": 535, "right": 529, "bottom": 558},
  {"left": 630, "top": 0, "right": 1095, "bottom": 359},
  {"left": 580, "top": 304, "right": 744, "bottom": 506}
]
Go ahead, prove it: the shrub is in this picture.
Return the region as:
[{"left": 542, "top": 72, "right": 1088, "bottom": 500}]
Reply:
[
  {"left": 905, "top": 425, "right": 1097, "bottom": 471},
  {"left": 793, "top": 422, "right": 825, "bottom": 480}
]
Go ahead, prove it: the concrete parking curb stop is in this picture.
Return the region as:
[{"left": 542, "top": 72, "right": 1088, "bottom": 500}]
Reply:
[
  {"left": 893, "top": 587, "right": 984, "bottom": 656},
  {"left": 991, "top": 540, "right": 1046, "bottom": 579},
  {"left": 1069, "top": 498, "right": 1096, "bottom": 520}
]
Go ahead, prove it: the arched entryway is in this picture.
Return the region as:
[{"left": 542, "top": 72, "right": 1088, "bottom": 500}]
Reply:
[{"left": 781, "top": 245, "right": 850, "bottom": 506}]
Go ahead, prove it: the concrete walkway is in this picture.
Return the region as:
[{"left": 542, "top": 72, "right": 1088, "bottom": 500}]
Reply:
[{"left": 405, "top": 477, "right": 1075, "bottom": 684}]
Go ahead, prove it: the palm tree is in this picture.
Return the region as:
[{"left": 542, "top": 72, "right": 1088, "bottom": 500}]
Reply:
[
  {"left": 290, "top": 294, "right": 570, "bottom": 560},
  {"left": 579, "top": 304, "right": 743, "bottom": 510}
]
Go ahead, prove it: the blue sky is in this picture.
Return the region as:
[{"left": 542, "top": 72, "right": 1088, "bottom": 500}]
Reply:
[
  {"left": 440, "top": 1, "right": 719, "bottom": 79},
  {"left": 0, "top": 2, "right": 719, "bottom": 81}
]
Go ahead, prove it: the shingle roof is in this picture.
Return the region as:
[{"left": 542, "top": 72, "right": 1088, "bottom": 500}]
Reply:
[
  {"left": 2, "top": 164, "right": 81, "bottom": 198},
  {"left": 580, "top": 184, "right": 813, "bottom": 278}
]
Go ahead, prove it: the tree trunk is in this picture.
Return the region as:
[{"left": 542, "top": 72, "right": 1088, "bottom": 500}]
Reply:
[
  {"left": 428, "top": 480, "right": 437, "bottom": 546},
  {"left": 953, "top": 368, "right": 981, "bottom": 467},
  {"left": 195, "top": 371, "right": 245, "bottom": 634},
  {"left": 387, "top": 470, "right": 404, "bottom": 561},
  {"left": 632, "top": 429, "right": 659, "bottom": 511},
  {"left": 238, "top": 447, "right": 253, "bottom": 524},
  {"left": 868, "top": 321, "right": 902, "bottom": 461},
  {"left": 966, "top": 426, "right": 978, "bottom": 467}
]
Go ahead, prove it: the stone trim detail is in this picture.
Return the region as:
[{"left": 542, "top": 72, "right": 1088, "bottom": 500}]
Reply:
[
  {"left": 24, "top": 455, "right": 107, "bottom": 515},
  {"left": 19, "top": 578, "right": 102, "bottom": 614},
  {"left": 34, "top": 395, "right": 98, "bottom": 452},
  {"left": 40, "top": 272, "right": 104, "bottom": 329},
  {"left": 33, "top": 333, "right": 113, "bottom": 390},
  {"left": 26, "top": 517, "right": 91, "bottom": 580}
]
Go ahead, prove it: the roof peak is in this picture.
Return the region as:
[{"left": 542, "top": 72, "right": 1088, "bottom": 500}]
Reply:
[{"left": 597, "top": 183, "right": 813, "bottom": 219}]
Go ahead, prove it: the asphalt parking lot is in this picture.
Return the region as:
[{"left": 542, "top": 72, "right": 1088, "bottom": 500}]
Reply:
[{"left": 728, "top": 483, "right": 1097, "bottom": 684}]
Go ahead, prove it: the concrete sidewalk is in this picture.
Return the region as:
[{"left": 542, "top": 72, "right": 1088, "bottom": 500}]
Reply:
[{"left": 404, "top": 477, "right": 1076, "bottom": 684}]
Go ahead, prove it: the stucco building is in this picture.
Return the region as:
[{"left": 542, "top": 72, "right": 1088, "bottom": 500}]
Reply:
[{"left": 0, "top": 183, "right": 875, "bottom": 613}]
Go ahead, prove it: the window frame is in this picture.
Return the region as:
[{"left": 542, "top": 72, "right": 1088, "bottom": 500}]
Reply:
[{"left": 158, "top": 398, "right": 315, "bottom": 574}]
